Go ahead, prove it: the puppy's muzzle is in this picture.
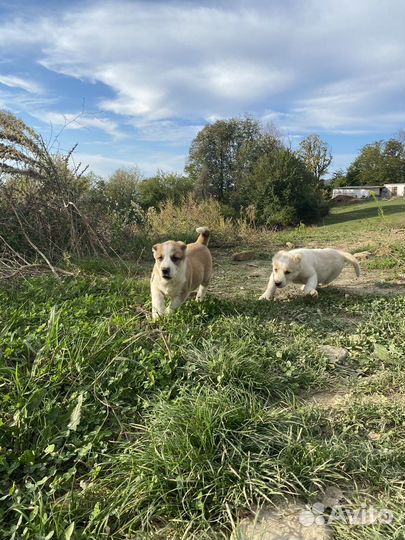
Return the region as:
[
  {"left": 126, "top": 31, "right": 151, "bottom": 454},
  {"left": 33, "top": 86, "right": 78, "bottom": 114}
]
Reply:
[
  {"left": 161, "top": 267, "right": 171, "bottom": 279},
  {"left": 275, "top": 281, "right": 283, "bottom": 287}
]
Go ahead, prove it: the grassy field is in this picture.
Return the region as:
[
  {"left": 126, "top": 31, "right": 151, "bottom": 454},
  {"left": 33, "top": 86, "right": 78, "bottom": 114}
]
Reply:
[{"left": 0, "top": 199, "right": 404, "bottom": 539}]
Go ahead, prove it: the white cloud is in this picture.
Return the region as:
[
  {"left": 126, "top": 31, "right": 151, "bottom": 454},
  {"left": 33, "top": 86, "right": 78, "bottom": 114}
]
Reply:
[
  {"left": 75, "top": 150, "right": 186, "bottom": 177},
  {"left": 0, "top": 87, "right": 58, "bottom": 117},
  {"left": 130, "top": 120, "right": 204, "bottom": 144},
  {"left": 0, "top": 74, "right": 42, "bottom": 94},
  {"left": 263, "top": 70, "right": 404, "bottom": 135},
  {"left": 38, "top": 111, "right": 124, "bottom": 139},
  {"left": 72, "top": 153, "right": 139, "bottom": 177},
  {"left": 0, "top": 16, "right": 51, "bottom": 49},
  {"left": 0, "top": 0, "right": 403, "bottom": 147}
]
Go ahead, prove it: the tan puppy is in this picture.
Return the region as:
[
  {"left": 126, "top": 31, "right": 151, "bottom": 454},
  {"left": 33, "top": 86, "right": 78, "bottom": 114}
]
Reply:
[
  {"left": 150, "top": 227, "right": 212, "bottom": 319},
  {"left": 259, "top": 248, "right": 360, "bottom": 300}
]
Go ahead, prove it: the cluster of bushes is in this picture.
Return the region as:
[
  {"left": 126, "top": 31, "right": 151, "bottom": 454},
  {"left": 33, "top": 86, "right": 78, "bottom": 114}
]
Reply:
[
  {"left": 3, "top": 113, "right": 398, "bottom": 265},
  {"left": 187, "top": 118, "right": 329, "bottom": 227},
  {"left": 0, "top": 112, "right": 332, "bottom": 263},
  {"left": 2, "top": 110, "right": 403, "bottom": 266}
]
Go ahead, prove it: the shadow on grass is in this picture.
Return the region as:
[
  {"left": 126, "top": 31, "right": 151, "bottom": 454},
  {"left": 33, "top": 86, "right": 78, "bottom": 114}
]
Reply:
[{"left": 324, "top": 200, "right": 405, "bottom": 226}]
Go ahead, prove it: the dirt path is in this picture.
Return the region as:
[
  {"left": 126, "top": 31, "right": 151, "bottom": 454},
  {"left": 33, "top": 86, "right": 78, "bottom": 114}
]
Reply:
[{"left": 210, "top": 248, "right": 405, "bottom": 300}]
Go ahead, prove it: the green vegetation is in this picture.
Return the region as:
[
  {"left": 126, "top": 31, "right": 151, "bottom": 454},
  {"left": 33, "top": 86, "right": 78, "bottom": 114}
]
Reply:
[
  {"left": 297, "top": 133, "right": 332, "bottom": 182},
  {"left": 1, "top": 201, "right": 404, "bottom": 539},
  {"left": 331, "top": 138, "right": 405, "bottom": 187},
  {"left": 1, "top": 112, "right": 404, "bottom": 267},
  {"left": 186, "top": 117, "right": 328, "bottom": 226},
  {"left": 0, "top": 111, "right": 404, "bottom": 539},
  {"left": 324, "top": 198, "right": 404, "bottom": 226}
]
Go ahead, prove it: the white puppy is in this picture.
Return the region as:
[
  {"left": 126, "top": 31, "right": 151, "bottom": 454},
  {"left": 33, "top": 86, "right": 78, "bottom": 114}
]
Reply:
[
  {"left": 259, "top": 248, "right": 360, "bottom": 300},
  {"left": 150, "top": 227, "right": 212, "bottom": 319}
]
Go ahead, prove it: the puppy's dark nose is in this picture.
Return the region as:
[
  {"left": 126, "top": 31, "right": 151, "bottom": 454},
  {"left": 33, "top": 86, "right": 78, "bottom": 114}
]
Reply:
[
  {"left": 162, "top": 267, "right": 171, "bottom": 278},
  {"left": 275, "top": 281, "right": 282, "bottom": 287}
]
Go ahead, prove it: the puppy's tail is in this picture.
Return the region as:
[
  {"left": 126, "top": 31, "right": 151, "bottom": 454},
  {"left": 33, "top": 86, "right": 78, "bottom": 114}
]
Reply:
[
  {"left": 196, "top": 226, "right": 210, "bottom": 246},
  {"left": 340, "top": 251, "right": 361, "bottom": 277}
]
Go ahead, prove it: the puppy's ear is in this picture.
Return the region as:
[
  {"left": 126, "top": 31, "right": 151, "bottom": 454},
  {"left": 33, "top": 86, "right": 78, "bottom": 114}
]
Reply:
[
  {"left": 178, "top": 241, "right": 187, "bottom": 251},
  {"left": 152, "top": 243, "right": 160, "bottom": 254},
  {"left": 293, "top": 254, "right": 302, "bottom": 263}
]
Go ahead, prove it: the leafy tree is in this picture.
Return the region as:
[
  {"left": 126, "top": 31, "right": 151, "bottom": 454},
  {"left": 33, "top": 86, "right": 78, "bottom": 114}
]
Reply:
[
  {"left": 186, "top": 117, "right": 262, "bottom": 202},
  {"left": 329, "top": 169, "right": 348, "bottom": 187},
  {"left": 105, "top": 168, "right": 142, "bottom": 212},
  {"left": 187, "top": 118, "right": 328, "bottom": 225},
  {"left": 346, "top": 139, "right": 405, "bottom": 186},
  {"left": 382, "top": 139, "right": 405, "bottom": 183},
  {"left": 297, "top": 134, "right": 332, "bottom": 182},
  {"left": 230, "top": 132, "right": 281, "bottom": 210},
  {"left": 138, "top": 171, "right": 194, "bottom": 209},
  {"left": 235, "top": 147, "right": 326, "bottom": 227}
]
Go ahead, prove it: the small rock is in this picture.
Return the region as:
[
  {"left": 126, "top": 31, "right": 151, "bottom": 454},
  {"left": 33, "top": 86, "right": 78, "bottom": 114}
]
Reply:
[
  {"left": 353, "top": 251, "right": 372, "bottom": 260},
  {"left": 286, "top": 241, "right": 296, "bottom": 249},
  {"left": 318, "top": 345, "right": 349, "bottom": 363},
  {"left": 368, "top": 431, "right": 381, "bottom": 441},
  {"left": 232, "top": 251, "right": 257, "bottom": 261}
]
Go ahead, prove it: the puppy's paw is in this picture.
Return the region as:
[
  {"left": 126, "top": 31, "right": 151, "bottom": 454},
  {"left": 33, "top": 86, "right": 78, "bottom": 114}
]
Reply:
[
  {"left": 309, "top": 289, "right": 318, "bottom": 299},
  {"left": 259, "top": 293, "right": 270, "bottom": 301}
]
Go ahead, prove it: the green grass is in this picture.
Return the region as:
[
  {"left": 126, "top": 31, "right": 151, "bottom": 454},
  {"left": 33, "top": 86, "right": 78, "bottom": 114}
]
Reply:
[
  {"left": 1, "top": 202, "right": 404, "bottom": 539},
  {"left": 324, "top": 198, "right": 404, "bottom": 226},
  {"left": 276, "top": 198, "right": 405, "bottom": 247}
]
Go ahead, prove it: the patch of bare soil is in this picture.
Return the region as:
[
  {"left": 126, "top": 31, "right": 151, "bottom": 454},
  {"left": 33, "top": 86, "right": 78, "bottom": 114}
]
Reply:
[
  {"left": 306, "top": 391, "right": 349, "bottom": 408},
  {"left": 231, "top": 500, "right": 332, "bottom": 540},
  {"left": 303, "top": 390, "right": 405, "bottom": 410}
]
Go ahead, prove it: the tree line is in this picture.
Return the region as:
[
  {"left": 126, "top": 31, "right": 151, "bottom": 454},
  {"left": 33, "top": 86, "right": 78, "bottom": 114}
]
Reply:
[
  {"left": 331, "top": 135, "right": 405, "bottom": 187},
  {"left": 90, "top": 118, "right": 404, "bottom": 227},
  {"left": 1, "top": 111, "right": 404, "bottom": 266}
]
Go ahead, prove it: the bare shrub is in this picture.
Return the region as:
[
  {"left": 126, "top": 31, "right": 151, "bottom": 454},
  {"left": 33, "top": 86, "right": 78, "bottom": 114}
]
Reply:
[{"left": 0, "top": 111, "right": 110, "bottom": 267}]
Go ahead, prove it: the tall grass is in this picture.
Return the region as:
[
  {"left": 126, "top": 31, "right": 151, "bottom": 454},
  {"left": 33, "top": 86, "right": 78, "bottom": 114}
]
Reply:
[{"left": 145, "top": 196, "right": 264, "bottom": 245}]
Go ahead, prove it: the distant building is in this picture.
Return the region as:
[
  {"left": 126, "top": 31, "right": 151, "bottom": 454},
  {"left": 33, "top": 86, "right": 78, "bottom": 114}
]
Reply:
[
  {"left": 331, "top": 186, "right": 384, "bottom": 199},
  {"left": 383, "top": 183, "right": 405, "bottom": 197},
  {"left": 332, "top": 183, "right": 405, "bottom": 199}
]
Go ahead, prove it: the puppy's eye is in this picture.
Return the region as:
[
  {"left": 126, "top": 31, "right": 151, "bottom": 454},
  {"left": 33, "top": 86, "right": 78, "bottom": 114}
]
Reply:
[
  {"left": 285, "top": 270, "right": 291, "bottom": 274},
  {"left": 171, "top": 255, "right": 180, "bottom": 263},
  {"left": 158, "top": 256, "right": 163, "bottom": 261}
]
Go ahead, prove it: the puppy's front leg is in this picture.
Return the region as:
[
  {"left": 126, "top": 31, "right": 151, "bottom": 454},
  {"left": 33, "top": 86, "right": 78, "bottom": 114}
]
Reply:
[
  {"left": 196, "top": 284, "right": 208, "bottom": 302},
  {"left": 259, "top": 272, "right": 276, "bottom": 300},
  {"left": 303, "top": 274, "right": 319, "bottom": 298},
  {"left": 151, "top": 288, "right": 166, "bottom": 320},
  {"left": 166, "top": 294, "right": 187, "bottom": 314}
]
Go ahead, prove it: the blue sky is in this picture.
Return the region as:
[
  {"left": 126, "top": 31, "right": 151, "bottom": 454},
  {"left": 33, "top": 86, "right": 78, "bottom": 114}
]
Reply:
[{"left": 0, "top": 0, "right": 403, "bottom": 178}]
